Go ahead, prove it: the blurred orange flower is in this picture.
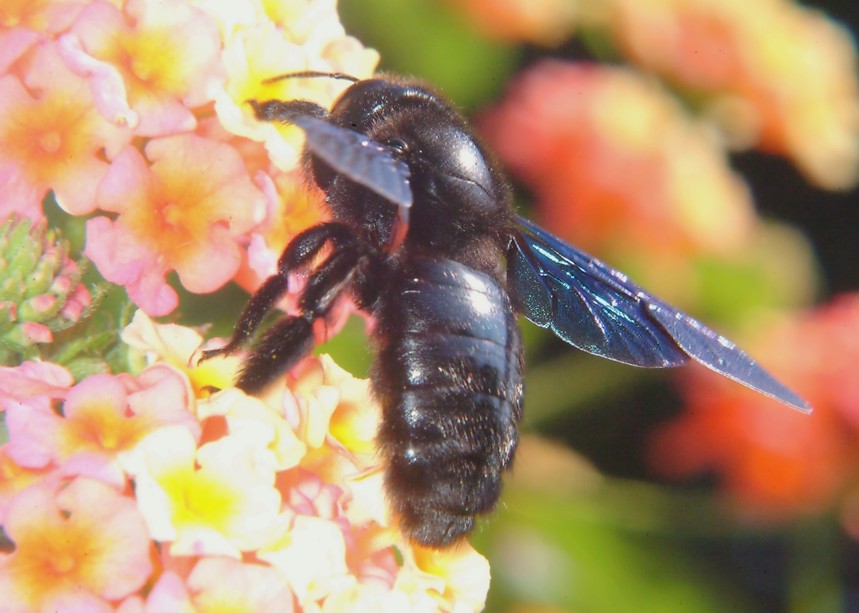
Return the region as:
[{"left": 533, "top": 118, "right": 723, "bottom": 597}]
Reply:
[
  {"left": 482, "top": 60, "right": 755, "bottom": 260},
  {"left": 445, "top": 0, "right": 578, "bottom": 45},
  {"left": 649, "top": 294, "right": 859, "bottom": 524},
  {"left": 454, "top": 0, "right": 859, "bottom": 189},
  {"left": 606, "top": 0, "right": 859, "bottom": 189}
]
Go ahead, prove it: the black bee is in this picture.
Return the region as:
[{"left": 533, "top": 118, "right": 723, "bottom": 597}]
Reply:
[{"left": 201, "top": 71, "right": 810, "bottom": 548}]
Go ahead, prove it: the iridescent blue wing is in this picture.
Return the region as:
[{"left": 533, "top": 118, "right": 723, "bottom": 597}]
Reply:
[
  {"left": 250, "top": 98, "right": 412, "bottom": 209},
  {"left": 289, "top": 115, "right": 413, "bottom": 209},
  {"left": 508, "top": 216, "right": 810, "bottom": 412}
]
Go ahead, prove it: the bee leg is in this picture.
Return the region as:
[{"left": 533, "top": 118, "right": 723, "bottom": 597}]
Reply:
[
  {"left": 232, "top": 315, "right": 316, "bottom": 393},
  {"left": 199, "top": 223, "right": 353, "bottom": 362},
  {"left": 235, "top": 245, "right": 361, "bottom": 393}
]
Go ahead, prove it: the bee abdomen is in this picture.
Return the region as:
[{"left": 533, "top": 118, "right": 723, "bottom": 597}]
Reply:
[{"left": 373, "top": 259, "right": 523, "bottom": 547}]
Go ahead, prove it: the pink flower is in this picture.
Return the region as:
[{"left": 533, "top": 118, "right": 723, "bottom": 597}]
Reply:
[
  {"left": 1, "top": 2, "right": 491, "bottom": 608},
  {"left": 3, "top": 0, "right": 378, "bottom": 315},
  {"left": 66, "top": 0, "right": 223, "bottom": 136},
  {"left": 0, "top": 447, "right": 52, "bottom": 524},
  {"left": 0, "top": 2, "right": 85, "bottom": 73},
  {"left": 0, "top": 314, "right": 491, "bottom": 610},
  {"left": 0, "top": 360, "right": 72, "bottom": 413},
  {"left": 145, "top": 559, "right": 295, "bottom": 613},
  {"left": 5, "top": 367, "right": 198, "bottom": 487},
  {"left": 85, "top": 134, "right": 265, "bottom": 315},
  {"left": 0, "top": 42, "right": 131, "bottom": 217},
  {"left": 0, "top": 478, "right": 153, "bottom": 612}
]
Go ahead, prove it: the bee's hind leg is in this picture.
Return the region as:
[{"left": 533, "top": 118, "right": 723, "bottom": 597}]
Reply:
[
  {"left": 199, "top": 222, "right": 354, "bottom": 363},
  {"left": 235, "top": 245, "right": 362, "bottom": 393}
]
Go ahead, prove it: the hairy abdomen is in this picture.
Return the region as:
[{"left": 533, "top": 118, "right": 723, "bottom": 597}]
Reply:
[{"left": 372, "top": 258, "right": 523, "bottom": 547}]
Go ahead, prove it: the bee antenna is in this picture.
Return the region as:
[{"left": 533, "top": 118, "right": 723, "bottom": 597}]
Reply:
[{"left": 262, "top": 70, "right": 360, "bottom": 85}]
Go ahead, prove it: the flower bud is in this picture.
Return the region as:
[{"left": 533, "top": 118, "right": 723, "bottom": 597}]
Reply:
[{"left": 0, "top": 216, "right": 92, "bottom": 359}]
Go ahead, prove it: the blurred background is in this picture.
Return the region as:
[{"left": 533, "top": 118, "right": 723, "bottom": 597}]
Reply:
[{"left": 327, "top": 0, "right": 859, "bottom": 611}]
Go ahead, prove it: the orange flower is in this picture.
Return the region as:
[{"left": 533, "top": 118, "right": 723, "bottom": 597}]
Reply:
[
  {"left": 0, "top": 42, "right": 131, "bottom": 216},
  {"left": 0, "top": 478, "right": 153, "bottom": 612},
  {"left": 85, "top": 134, "right": 266, "bottom": 315},
  {"left": 445, "top": 0, "right": 578, "bottom": 45},
  {"left": 5, "top": 367, "right": 198, "bottom": 485},
  {"left": 650, "top": 294, "right": 859, "bottom": 521},
  {"left": 606, "top": 0, "right": 859, "bottom": 189},
  {"left": 67, "top": 0, "right": 223, "bottom": 136},
  {"left": 482, "top": 60, "right": 755, "bottom": 259}
]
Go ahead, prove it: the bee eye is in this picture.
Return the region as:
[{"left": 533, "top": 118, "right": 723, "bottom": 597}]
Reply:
[{"left": 387, "top": 138, "right": 408, "bottom": 154}]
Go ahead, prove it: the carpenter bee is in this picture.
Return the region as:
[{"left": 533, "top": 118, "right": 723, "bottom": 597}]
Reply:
[{"left": 201, "top": 71, "right": 810, "bottom": 548}]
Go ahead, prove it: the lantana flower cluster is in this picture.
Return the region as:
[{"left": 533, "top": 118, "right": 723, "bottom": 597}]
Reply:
[
  {"left": 455, "top": 0, "right": 859, "bottom": 190},
  {"left": 482, "top": 60, "right": 756, "bottom": 259},
  {"left": 0, "top": 0, "right": 491, "bottom": 610},
  {"left": 0, "top": 312, "right": 490, "bottom": 611},
  {"left": 605, "top": 0, "right": 859, "bottom": 190},
  {"left": 1, "top": 0, "right": 378, "bottom": 317}
]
